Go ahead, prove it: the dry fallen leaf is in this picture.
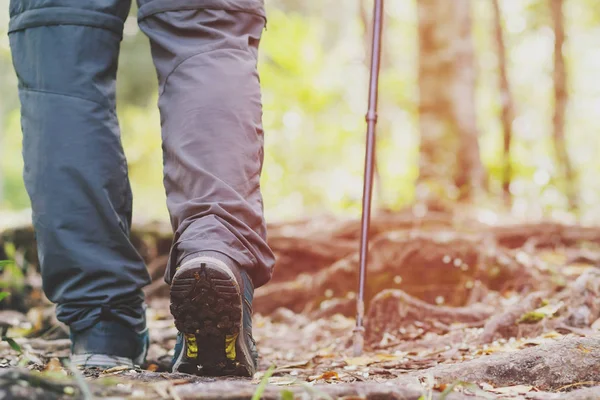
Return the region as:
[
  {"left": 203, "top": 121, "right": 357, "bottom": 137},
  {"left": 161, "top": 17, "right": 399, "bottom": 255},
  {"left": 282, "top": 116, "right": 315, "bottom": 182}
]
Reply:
[
  {"left": 344, "top": 353, "right": 401, "bottom": 366},
  {"left": 102, "top": 365, "right": 131, "bottom": 374},
  {"left": 542, "top": 331, "right": 562, "bottom": 339},
  {"left": 576, "top": 343, "right": 591, "bottom": 353},
  {"left": 539, "top": 251, "right": 567, "bottom": 265},
  {"left": 275, "top": 359, "right": 311, "bottom": 370},
  {"left": 146, "top": 363, "right": 159, "bottom": 372},
  {"left": 474, "top": 346, "right": 504, "bottom": 356},
  {"left": 534, "top": 301, "right": 564, "bottom": 318},
  {"left": 44, "top": 357, "right": 65, "bottom": 374},
  {"left": 309, "top": 370, "right": 339, "bottom": 382},
  {"left": 268, "top": 377, "right": 297, "bottom": 386}
]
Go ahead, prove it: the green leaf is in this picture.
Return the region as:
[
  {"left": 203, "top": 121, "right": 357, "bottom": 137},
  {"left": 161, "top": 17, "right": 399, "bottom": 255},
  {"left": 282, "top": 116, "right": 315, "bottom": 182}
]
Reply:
[
  {"left": 0, "top": 292, "right": 9, "bottom": 302},
  {"left": 3, "top": 243, "right": 16, "bottom": 260},
  {"left": 3, "top": 337, "right": 22, "bottom": 353},
  {"left": 280, "top": 389, "right": 294, "bottom": 400},
  {"left": 518, "top": 311, "right": 546, "bottom": 324},
  {"left": 0, "top": 260, "right": 25, "bottom": 291},
  {"left": 252, "top": 365, "right": 276, "bottom": 400},
  {"left": 0, "top": 260, "right": 14, "bottom": 268}
]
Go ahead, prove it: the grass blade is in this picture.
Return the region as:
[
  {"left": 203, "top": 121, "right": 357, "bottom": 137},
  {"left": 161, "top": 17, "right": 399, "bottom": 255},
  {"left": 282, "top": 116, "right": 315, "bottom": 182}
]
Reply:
[
  {"left": 252, "top": 365, "right": 276, "bottom": 400},
  {"left": 3, "top": 337, "right": 22, "bottom": 353}
]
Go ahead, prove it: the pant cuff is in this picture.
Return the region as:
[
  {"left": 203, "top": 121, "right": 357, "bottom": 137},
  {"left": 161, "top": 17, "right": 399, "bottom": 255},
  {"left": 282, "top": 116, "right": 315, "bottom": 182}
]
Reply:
[
  {"left": 58, "top": 294, "right": 147, "bottom": 333},
  {"left": 163, "top": 216, "right": 259, "bottom": 285},
  {"left": 8, "top": 7, "right": 124, "bottom": 36},
  {"left": 138, "top": 0, "right": 266, "bottom": 21}
]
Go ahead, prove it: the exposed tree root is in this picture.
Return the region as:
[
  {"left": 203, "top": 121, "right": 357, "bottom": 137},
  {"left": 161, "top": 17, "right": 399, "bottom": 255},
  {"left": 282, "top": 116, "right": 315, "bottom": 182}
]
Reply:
[
  {"left": 255, "top": 230, "right": 533, "bottom": 315},
  {"left": 5, "top": 215, "right": 600, "bottom": 398},
  {"left": 365, "top": 289, "right": 494, "bottom": 344},
  {"left": 490, "top": 222, "right": 600, "bottom": 249},
  {"left": 325, "top": 210, "right": 457, "bottom": 240},
  {"left": 399, "top": 336, "right": 600, "bottom": 392},
  {"left": 3, "top": 365, "right": 600, "bottom": 400},
  {"left": 479, "top": 292, "right": 546, "bottom": 344},
  {"left": 480, "top": 269, "right": 600, "bottom": 343}
]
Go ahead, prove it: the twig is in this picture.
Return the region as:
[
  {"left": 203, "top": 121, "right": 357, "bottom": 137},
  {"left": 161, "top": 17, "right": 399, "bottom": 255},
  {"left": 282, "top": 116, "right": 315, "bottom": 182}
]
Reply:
[
  {"left": 167, "top": 384, "right": 183, "bottom": 400},
  {"left": 556, "top": 381, "right": 599, "bottom": 392}
]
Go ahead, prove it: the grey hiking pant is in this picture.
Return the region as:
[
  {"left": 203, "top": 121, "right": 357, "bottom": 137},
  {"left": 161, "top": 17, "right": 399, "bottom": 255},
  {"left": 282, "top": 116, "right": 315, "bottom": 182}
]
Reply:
[{"left": 8, "top": 0, "right": 275, "bottom": 333}]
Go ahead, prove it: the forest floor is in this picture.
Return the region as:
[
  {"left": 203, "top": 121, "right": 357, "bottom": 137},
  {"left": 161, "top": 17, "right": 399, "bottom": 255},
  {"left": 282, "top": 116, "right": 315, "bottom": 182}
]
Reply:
[{"left": 2, "top": 207, "right": 600, "bottom": 399}]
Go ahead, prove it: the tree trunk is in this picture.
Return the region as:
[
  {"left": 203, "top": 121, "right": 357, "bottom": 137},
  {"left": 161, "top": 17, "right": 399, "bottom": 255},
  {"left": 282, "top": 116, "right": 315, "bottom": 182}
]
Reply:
[
  {"left": 492, "top": 0, "right": 515, "bottom": 206},
  {"left": 551, "top": 0, "right": 577, "bottom": 210},
  {"left": 452, "top": 0, "right": 486, "bottom": 201},
  {"left": 416, "top": 0, "right": 485, "bottom": 202}
]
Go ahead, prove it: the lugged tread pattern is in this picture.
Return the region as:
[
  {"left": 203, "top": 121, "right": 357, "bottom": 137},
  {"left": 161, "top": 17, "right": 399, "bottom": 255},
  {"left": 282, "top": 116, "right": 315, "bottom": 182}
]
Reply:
[{"left": 170, "top": 262, "right": 250, "bottom": 376}]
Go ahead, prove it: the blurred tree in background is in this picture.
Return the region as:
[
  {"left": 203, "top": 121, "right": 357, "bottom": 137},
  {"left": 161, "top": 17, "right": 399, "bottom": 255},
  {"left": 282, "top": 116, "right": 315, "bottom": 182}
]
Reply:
[
  {"left": 416, "top": 0, "right": 485, "bottom": 202},
  {"left": 1, "top": 0, "right": 600, "bottom": 223}
]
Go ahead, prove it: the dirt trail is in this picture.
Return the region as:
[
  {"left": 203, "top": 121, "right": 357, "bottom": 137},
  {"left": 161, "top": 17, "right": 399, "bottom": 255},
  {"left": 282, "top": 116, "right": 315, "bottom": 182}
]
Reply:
[{"left": 2, "top": 210, "right": 600, "bottom": 399}]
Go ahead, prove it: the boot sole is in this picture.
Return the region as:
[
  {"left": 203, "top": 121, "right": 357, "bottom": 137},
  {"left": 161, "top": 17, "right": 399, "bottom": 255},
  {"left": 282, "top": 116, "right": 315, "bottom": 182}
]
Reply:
[{"left": 170, "top": 257, "right": 253, "bottom": 376}]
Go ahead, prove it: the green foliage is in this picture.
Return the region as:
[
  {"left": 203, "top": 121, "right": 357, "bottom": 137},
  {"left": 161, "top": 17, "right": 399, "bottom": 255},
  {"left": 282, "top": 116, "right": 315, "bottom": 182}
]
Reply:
[
  {"left": 518, "top": 300, "right": 563, "bottom": 323},
  {"left": 518, "top": 311, "right": 546, "bottom": 323},
  {"left": 0, "top": 291, "right": 9, "bottom": 302},
  {"left": 0, "top": 251, "right": 24, "bottom": 291},
  {"left": 3, "top": 241, "right": 15, "bottom": 260},
  {"left": 2, "top": 0, "right": 600, "bottom": 218}
]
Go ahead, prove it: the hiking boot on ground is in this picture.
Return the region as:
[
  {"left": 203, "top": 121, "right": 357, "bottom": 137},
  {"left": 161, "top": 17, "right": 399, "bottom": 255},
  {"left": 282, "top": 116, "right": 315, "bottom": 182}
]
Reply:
[
  {"left": 170, "top": 254, "right": 258, "bottom": 377},
  {"left": 70, "top": 320, "right": 149, "bottom": 369}
]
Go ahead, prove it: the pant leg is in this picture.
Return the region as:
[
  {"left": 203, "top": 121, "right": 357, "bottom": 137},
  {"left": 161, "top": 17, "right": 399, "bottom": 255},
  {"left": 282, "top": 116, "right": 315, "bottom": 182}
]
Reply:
[
  {"left": 8, "top": 0, "right": 150, "bottom": 333},
  {"left": 137, "top": 0, "right": 275, "bottom": 288}
]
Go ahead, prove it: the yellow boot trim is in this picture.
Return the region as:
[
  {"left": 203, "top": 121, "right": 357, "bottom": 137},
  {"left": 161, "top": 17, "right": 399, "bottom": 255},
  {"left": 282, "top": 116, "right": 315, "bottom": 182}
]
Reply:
[
  {"left": 225, "top": 333, "right": 239, "bottom": 360},
  {"left": 186, "top": 334, "right": 198, "bottom": 358}
]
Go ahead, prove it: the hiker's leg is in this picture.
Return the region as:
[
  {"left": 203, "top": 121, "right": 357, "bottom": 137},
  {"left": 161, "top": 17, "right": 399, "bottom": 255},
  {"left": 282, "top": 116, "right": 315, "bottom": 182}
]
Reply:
[
  {"left": 8, "top": 0, "right": 150, "bottom": 333},
  {"left": 137, "top": 0, "right": 275, "bottom": 288}
]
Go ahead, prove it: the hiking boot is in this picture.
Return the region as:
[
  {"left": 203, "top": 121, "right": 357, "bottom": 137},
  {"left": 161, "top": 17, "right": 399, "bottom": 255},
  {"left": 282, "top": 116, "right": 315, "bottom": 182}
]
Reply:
[
  {"left": 170, "top": 255, "right": 258, "bottom": 377},
  {"left": 70, "top": 320, "right": 149, "bottom": 369}
]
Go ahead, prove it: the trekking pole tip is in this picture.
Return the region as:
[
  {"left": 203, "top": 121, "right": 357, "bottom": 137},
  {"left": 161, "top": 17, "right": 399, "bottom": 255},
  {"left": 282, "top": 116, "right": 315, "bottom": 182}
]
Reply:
[{"left": 352, "top": 326, "right": 365, "bottom": 357}]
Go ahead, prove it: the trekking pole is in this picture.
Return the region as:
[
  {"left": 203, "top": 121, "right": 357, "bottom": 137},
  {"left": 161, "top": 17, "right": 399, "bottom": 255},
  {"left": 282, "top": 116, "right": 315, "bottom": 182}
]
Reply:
[{"left": 352, "top": 0, "right": 384, "bottom": 357}]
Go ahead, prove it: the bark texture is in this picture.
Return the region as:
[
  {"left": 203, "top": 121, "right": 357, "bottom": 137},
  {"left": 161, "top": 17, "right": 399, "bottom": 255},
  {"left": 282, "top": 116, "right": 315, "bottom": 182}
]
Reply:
[{"left": 401, "top": 336, "right": 600, "bottom": 392}]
